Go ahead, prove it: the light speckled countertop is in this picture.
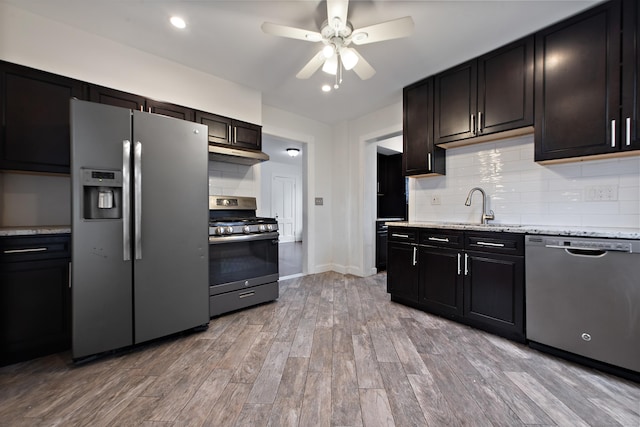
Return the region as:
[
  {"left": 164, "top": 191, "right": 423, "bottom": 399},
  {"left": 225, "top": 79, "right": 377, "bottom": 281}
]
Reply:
[
  {"left": 0, "top": 226, "right": 71, "bottom": 237},
  {"left": 387, "top": 221, "right": 640, "bottom": 240}
]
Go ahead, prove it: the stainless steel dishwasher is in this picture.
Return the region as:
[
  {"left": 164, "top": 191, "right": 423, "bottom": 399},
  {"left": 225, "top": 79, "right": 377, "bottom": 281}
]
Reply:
[{"left": 525, "top": 235, "right": 640, "bottom": 374}]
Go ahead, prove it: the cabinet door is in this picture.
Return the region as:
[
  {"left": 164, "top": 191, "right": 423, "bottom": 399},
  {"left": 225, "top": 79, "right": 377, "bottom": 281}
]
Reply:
[
  {"left": 463, "top": 251, "right": 524, "bottom": 341},
  {"left": 0, "top": 62, "right": 85, "bottom": 174},
  {"left": 434, "top": 60, "right": 477, "bottom": 144},
  {"left": 403, "top": 78, "right": 445, "bottom": 176},
  {"left": 478, "top": 36, "right": 534, "bottom": 136},
  {"left": 622, "top": 0, "right": 640, "bottom": 150},
  {"left": 147, "top": 99, "right": 195, "bottom": 122},
  {"left": 387, "top": 242, "right": 418, "bottom": 300},
  {"left": 232, "top": 120, "right": 262, "bottom": 150},
  {"left": 195, "top": 111, "right": 232, "bottom": 145},
  {"left": 535, "top": 0, "right": 622, "bottom": 161},
  {"left": 0, "top": 259, "right": 70, "bottom": 366},
  {"left": 89, "top": 85, "right": 145, "bottom": 111},
  {"left": 418, "top": 246, "right": 463, "bottom": 318}
]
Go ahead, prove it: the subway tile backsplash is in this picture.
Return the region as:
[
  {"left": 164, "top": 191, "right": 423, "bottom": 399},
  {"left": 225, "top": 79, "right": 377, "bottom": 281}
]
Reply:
[{"left": 410, "top": 135, "right": 640, "bottom": 229}]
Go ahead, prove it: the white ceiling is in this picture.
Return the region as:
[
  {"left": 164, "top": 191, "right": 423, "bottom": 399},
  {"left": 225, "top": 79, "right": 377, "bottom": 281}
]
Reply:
[{"left": 3, "top": 0, "right": 602, "bottom": 124}]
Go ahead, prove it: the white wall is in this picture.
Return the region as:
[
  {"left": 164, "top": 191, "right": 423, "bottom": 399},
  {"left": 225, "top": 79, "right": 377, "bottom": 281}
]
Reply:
[{"left": 410, "top": 135, "right": 640, "bottom": 229}]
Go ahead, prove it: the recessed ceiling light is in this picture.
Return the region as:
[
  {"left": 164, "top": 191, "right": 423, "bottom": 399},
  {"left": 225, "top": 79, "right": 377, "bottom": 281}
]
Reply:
[
  {"left": 170, "top": 16, "right": 186, "bottom": 29},
  {"left": 321, "top": 84, "right": 331, "bottom": 92}
]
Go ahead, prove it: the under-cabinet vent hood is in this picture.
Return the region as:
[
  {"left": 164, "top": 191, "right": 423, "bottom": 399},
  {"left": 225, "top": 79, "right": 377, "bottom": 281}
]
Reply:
[{"left": 208, "top": 144, "right": 269, "bottom": 165}]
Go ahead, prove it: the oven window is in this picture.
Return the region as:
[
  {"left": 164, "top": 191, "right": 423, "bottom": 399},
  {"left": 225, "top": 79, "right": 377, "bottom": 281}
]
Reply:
[{"left": 209, "top": 238, "right": 278, "bottom": 285}]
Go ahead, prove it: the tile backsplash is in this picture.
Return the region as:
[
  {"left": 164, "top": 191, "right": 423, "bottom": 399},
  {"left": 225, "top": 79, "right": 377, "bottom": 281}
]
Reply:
[
  {"left": 208, "top": 160, "right": 257, "bottom": 198},
  {"left": 410, "top": 135, "right": 640, "bottom": 229}
]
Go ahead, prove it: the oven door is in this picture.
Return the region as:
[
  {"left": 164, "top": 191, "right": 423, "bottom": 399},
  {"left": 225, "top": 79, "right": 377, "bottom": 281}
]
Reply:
[{"left": 209, "top": 231, "right": 279, "bottom": 295}]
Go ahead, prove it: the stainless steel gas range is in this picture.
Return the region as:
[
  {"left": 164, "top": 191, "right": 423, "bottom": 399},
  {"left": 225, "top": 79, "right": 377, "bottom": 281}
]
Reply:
[{"left": 208, "top": 195, "right": 279, "bottom": 317}]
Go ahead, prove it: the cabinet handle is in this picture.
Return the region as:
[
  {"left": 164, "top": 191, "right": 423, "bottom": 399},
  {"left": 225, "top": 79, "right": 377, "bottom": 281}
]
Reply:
[
  {"left": 412, "top": 246, "right": 417, "bottom": 266},
  {"left": 68, "top": 262, "right": 72, "bottom": 289},
  {"left": 234, "top": 127, "right": 237, "bottom": 143},
  {"left": 139, "top": 105, "right": 143, "bottom": 112},
  {"left": 478, "top": 111, "right": 483, "bottom": 134},
  {"left": 611, "top": 119, "right": 616, "bottom": 148},
  {"left": 148, "top": 107, "right": 151, "bottom": 113},
  {"left": 476, "top": 241, "right": 505, "bottom": 248},
  {"left": 457, "top": 253, "right": 461, "bottom": 275},
  {"left": 471, "top": 114, "right": 476, "bottom": 136},
  {"left": 228, "top": 125, "right": 232, "bottom": 142},
  {"left": 626, "top": 117, "right": 631, "bottom": 146},
  {"left": 3, "top": 247, "right": 47, "bottom": 254},
  {"left": 391, "top": 233, "right": 410, "bottom": 239},
  {"left": 428, "top": 237, "right": 449, "bottom": 243},
  {"left": 464, "top": 253, "right": 469, "bottom": 276},
  {"left": 427, "top": 152, "right": 432, "bottom": 171}
]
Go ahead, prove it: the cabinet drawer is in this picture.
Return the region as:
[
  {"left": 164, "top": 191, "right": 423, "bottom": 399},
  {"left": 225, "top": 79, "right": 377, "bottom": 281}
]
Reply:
[
  {"left": 464, "top": 232, "right": 524, "bottom": 256},
  {"left": 388, "top": 227, "right": 417, "bottom": 243},
  {"left": 0, "top": 234, "right": 71, "bottom": 262},
  {"left": 420, "top": 229, "right": 464, "bottom": 249}
]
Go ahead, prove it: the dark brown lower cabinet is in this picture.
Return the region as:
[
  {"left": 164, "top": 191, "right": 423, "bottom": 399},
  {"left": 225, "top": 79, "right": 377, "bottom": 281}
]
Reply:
[
  {"left": 463, "top": 251, "right": 524, "bottom": 341},
  {"left": 418, "top": 246, "right": 463, "bottom": 318},
  {"left": 387, "top": 227, "right": 525, "bottom": 342},
  {"left": 0, "top": 235, "right": 71, "bottom": 366}
]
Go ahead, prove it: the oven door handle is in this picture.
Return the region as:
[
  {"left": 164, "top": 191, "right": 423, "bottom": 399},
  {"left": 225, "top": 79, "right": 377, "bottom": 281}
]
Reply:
[{"left": 209, "top": 231, "right": 279, "bottom": 244}]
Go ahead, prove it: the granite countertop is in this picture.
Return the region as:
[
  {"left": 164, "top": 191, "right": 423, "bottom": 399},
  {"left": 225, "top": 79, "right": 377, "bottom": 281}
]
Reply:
[
  {"left": 387, "top": 221, "right": 640, "bottom": 240},
  {"left": 0, "top": 226, "right": 71, "bottom": 237}
]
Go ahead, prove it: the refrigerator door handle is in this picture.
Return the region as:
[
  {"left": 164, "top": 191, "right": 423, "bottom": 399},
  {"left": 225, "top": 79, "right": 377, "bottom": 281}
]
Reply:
[
  {"left": 134, "top": 141, "right": 143, "bottom": 260},
  {"left": 122, "top": 140, "right": 131, "bottom": 261}
]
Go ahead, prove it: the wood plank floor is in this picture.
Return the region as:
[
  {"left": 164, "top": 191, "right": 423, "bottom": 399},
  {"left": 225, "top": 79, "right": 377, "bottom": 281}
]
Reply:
[{"left": 1, "top": 272, "right": 639, "bottom": 426}]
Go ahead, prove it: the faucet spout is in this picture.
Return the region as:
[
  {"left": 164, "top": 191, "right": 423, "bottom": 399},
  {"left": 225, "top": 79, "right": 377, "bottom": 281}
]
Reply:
[{"left": 465, "top": 187, "right": 495, "bottom": 224}]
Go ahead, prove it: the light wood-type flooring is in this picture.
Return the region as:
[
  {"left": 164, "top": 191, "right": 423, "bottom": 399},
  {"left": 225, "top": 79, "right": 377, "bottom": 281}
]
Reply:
[{"left": 1, "top": 272, "right": 639, "bottom": 426}]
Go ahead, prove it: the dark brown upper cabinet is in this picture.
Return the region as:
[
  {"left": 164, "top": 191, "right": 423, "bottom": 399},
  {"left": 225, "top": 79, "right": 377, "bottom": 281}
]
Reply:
[
  {"left": 195, "top": 110, "right": 262, "bottom": 151},
  {"left": 89, "top": 85, "right": 195, "bottom": 121},
  {"left": 434, "top": 36, "right": 534, "bottom": 147},
  {"left": 534, "top": 0, "right": 624, "bottom": 162},
  {"left": 621, "top": 0, "right": 640, "bottom": 151},
  {"left": 0, "top": 61, "right": 85, "bottom": 174},
  {"left": 403, "top": 77, "right": 445, "bottom": 176}
]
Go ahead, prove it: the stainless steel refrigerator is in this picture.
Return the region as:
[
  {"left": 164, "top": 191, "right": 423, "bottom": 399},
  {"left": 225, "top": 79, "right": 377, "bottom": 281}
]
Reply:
[{"left": 70, "top": 99, "right": 209, "bottom": 360}]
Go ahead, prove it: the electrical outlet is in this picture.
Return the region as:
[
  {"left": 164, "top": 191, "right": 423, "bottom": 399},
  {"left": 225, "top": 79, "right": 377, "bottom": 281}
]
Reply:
[
  {"left": 585, "top": 185, "right": 618, "bottom": 201},
  {"left": 431, "top": 194, "right": 441, "bottom": 205}
]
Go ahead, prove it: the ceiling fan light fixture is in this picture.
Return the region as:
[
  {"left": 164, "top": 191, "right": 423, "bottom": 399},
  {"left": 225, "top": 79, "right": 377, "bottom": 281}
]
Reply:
[
  {"left": 322, "top": 55, "right": 338, "bottom": 75},
  {"left": 286, "top": 148, "right": 300, "bottom": 157},
  {"left": 322, "top": 44, "right": 335, "bottom": 58},
  {"left": 341, "top": 47, "right": 359, "bottom": 70}
]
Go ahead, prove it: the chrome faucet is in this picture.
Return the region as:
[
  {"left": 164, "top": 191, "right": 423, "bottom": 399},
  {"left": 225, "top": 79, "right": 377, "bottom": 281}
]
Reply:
[{"left": 465, "top": 187, "right": 495, "bottom": 224}]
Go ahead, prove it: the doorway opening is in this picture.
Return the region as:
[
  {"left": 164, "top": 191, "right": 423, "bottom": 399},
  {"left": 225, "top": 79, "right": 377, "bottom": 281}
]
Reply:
[{"left": 261, "top": 135, "right": 305, "bottom": 279}]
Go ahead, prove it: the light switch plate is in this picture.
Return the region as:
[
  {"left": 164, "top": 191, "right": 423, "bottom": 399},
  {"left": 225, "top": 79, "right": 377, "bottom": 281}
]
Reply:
[{"left": 315, "top": 197, "right": 323, "bottom": 206}]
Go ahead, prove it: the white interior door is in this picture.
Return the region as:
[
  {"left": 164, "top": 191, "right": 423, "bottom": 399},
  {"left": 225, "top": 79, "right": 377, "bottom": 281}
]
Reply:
[{"left": 272, "top": 175, "right": 296, "bottom": 243}]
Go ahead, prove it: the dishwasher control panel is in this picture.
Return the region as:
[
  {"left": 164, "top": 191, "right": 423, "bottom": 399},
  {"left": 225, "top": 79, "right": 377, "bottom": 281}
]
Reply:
[{"left": 530, "top": 236, "right": 637, "bottom": 253}]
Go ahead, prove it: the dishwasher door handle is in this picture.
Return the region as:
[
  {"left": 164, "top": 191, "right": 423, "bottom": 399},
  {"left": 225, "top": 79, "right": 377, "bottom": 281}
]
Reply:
[{"left": 544, "top": 244, "right": 629, "bottom": 254}]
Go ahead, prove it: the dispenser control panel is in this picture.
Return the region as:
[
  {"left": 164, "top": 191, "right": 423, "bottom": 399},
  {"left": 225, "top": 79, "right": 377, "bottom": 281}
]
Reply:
[{"left": 82, "top": 168, "right": 122, "bottom": 187}]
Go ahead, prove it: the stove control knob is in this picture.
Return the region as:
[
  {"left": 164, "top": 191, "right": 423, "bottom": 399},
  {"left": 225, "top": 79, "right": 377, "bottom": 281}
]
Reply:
[
  {"left": 242, "top": 225, "right": 251, "bottom": 234},
  {"left": 266, "top": 224, "right": 273, "bottom": 231},
  {"left": 216, "top": 226, "right": 226, "bottom": 235},
  {"left": 258, "top": 224, "right": 267, "bottom": 233},
  {"left": 225, "top": 226, "right": 234, "bottom": 234}
]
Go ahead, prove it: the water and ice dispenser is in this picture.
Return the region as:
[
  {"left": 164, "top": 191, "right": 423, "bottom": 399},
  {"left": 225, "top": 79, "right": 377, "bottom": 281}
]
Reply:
[{"left": 82, "top": 169, "right": 123, "bottom": 220}]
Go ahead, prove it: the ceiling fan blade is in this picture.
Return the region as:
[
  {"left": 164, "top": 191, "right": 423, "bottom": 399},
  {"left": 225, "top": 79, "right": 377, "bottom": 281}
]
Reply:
[
  {"left": 296, "top": 51, "right": 326, "bottom": 79},
  {"left": 351, "top": 16, "right": 414, "bottom": 45},
  {"left": 327, "top": 0, "right": 349, "bottom": 27},
  {"left": 351, "top": 49, "right": 376, "bottom": 80},
  {"left": 261, "top": 22, "right": 322, "bottom": 42}
]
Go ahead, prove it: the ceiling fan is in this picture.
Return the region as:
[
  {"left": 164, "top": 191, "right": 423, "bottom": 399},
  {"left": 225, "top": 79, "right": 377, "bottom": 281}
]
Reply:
[{"left": 261, "top": 0, "right": 414, "bottom": 89}]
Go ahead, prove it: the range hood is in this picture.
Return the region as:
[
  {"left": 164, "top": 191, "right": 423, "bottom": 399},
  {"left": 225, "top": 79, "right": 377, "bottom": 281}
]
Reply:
[{"left": 208, "top": 144, "right": 269, "bottom": 165}]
